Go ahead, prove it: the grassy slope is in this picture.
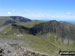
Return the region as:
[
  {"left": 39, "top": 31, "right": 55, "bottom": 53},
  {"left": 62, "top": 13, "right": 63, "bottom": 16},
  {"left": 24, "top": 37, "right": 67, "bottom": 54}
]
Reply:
[
  {"left": 40, "top": 33, "right": 75, "bottom": 51},
  {"left": 0, "top": 21, "right": 75, "bottom": 56},
  {"left": 0, "top": 17, "right": 10, "bottom": 26},
  {"left": 0, "top": 25, "right": 58, "bottom": 56},
  {"left": 19, "top": 20, "right": 46, "bottom": 28}
]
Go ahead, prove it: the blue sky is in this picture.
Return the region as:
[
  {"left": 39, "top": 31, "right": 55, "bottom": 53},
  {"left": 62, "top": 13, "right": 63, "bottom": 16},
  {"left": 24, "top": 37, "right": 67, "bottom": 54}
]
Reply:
[{"left": 0, "top": 0, "right": 75, "bottom": 20}]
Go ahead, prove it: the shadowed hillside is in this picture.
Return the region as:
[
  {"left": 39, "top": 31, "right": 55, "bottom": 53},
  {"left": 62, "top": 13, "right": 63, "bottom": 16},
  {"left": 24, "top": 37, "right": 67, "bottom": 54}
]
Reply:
[
  {"left": 0, "top": 16, "right": 31, "bottom": 26},
  {"left": 30, "top": 20, "right": 75, "bottom": 40}
]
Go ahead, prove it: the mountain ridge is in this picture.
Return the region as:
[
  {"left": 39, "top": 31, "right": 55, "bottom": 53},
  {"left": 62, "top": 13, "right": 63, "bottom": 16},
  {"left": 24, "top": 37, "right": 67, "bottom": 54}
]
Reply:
[
  {"left": 0, "top": 16, "right": 32, "bottom": 26},
  {"left": 1, "top": 20, "right": 75, "bottom": 40},
  {"left": 29, "top": 20, "right": 75, "bottom": 40},
  {"left": 0, "top": 17, "right": 75, "bottom": 56}
]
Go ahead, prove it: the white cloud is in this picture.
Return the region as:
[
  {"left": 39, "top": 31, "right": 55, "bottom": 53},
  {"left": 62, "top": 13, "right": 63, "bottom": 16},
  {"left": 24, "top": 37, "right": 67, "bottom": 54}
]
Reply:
[
  {"left": 22, "top": 10, "right": 75, "bottom": 20},
  {"left": 8, "top": 12, "right": 12, "bottom": 15},
  {"left": 5, "top": 9, "right": 75, "bottom": 20},
  {"left": 7, "top": 9, "right": 16, "bottom": 15},
  {"left": 66, "top": 12, "right": 74, "bottom": 16}
]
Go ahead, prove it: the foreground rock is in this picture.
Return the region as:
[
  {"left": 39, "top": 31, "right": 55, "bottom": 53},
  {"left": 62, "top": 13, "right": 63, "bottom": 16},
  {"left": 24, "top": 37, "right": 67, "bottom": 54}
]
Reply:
[{"left": 0, "top": 43, "right": 48, "bottom": 56}]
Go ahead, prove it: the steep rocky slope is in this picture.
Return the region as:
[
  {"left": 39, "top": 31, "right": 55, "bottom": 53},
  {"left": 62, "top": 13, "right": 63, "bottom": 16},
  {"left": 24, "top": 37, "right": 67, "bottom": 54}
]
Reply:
[{"left": 30, "top": 20, "right": 75, "bottom": 40}]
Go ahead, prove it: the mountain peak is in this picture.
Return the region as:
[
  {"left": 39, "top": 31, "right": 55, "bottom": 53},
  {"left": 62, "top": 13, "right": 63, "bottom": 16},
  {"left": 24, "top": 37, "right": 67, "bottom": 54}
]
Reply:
[{"left": 0, "top": 16, "right": 32, "bottom": 26}]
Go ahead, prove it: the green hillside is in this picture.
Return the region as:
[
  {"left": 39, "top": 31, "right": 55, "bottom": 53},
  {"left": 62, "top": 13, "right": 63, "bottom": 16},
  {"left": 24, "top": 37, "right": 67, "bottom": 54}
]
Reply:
[
  {"left": 0, "top": 25, "right": 57, "bottom": 56},
  {"left": 0, "top": 23, "right": 75, "bottom": 56},
  {"left": 19, "top": 20, "right": 46, "bottom": 28}
]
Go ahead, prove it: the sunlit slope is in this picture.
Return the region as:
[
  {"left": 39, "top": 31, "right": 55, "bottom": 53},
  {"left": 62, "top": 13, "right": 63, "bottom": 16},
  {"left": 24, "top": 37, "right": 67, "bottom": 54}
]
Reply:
[
  {"left": 0, "top": 25, "right": 58, "bottom": 55},
  {"left": 19, "top": 20, "right": 46, "bottom": 28},
  {"left": 0, "top": 17, "right": 10, "bottom": 26},
  {"left": 40, "top": 33, "right": 75, "bottom": 51},
  {"left": 0, "top": 24, "right": 75, "bottom": 56}
]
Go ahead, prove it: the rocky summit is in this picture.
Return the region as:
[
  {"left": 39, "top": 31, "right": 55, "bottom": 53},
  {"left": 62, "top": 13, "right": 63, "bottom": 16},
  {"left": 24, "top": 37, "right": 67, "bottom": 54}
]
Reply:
[{"left": 0, "top": 43, "right": 48, "bottom": 56}]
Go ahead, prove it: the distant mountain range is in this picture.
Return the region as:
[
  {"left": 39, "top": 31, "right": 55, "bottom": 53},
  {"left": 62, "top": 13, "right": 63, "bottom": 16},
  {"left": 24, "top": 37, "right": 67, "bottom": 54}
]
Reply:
[{"left": 67, "top": 21, "right": 75, "bottom": 24}]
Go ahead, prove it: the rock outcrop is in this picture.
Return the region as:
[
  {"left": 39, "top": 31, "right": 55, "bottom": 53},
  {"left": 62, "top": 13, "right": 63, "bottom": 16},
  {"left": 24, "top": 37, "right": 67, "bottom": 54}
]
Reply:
[
  {"left": 0, "top": 43, "right": 48, "bottom": 56},
  {"left": 30, "top": 20, "right": 75, "bottom": 40}
]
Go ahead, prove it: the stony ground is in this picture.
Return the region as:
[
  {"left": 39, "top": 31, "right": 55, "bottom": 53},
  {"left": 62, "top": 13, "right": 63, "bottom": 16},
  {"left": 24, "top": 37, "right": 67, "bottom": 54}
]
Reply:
[{"left": 0, "top": 39, "right": 48, "bottom": 56}]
